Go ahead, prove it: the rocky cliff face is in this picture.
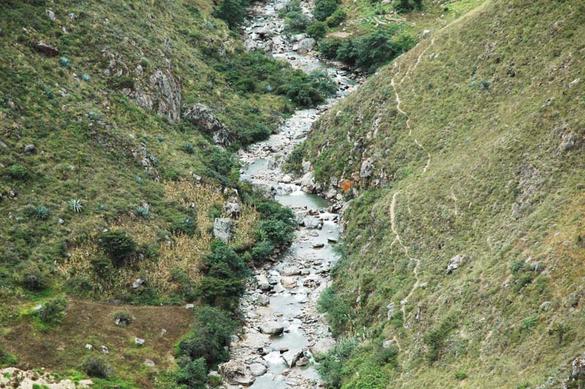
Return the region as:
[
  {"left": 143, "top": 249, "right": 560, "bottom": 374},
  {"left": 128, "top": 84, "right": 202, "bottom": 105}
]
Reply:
[{"left": 301, "top": 0, "right": 585, "bottom": 387}]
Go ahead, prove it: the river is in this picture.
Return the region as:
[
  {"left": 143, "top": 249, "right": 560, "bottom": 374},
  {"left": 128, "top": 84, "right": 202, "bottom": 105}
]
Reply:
[{"left": 219, "top": 0, "right": 359, "bottom": 387}]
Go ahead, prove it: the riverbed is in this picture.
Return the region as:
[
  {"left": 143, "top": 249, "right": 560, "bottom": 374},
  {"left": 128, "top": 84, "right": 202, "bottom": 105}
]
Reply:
[{"left": 219, "top": 0, "right": 359, "bottom": 387}]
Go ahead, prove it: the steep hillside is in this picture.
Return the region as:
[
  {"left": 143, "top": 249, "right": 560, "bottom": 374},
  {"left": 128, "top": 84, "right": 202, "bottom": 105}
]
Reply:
[
  {"left": 0, "top": 0, "right": 320, "bottom": 386},
  {"left": 300, "top": 0, "right": 585, "bottom": 387}
]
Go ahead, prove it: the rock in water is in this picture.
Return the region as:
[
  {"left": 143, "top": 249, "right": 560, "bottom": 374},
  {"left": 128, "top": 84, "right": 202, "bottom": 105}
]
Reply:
[
  {"left": 258, "top": 321, "right": 285, "bottom": 335},
  {"left": 249, "top": 362, "right": 268, "bottom": 376},
  {"left": 213, "top": 218, "right": 233, "bottom": 243},
  {"left": 219, "top": 360, "right": 255, "bottom": 386}
]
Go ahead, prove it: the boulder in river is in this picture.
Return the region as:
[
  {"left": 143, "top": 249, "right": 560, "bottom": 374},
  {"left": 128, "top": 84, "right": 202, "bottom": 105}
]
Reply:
[
  {"left": 219, "top": 360, "right": 255, "bottom": 386},
  {"left": 258, "top": 321, "right": 285, "bottom": 335}
]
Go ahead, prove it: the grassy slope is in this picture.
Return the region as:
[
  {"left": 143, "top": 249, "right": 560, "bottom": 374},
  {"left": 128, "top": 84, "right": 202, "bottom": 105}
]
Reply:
[
  {"left": 0, "top": 0, "right": 298, "bottom": 386},
  {"left": 305, "top": 0, "right": 585, "bottom": 387}
]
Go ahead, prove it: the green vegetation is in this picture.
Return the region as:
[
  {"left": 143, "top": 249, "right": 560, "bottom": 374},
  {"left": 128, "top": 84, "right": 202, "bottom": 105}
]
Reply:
[
  {"left": 314, "top": 0, "right": 341, "bottom": 21},
  {"left": 36, "top": 297, "right": 68, "bottom": 325},
  {"left": 303, "top": 0, "right": 585, "bottom": 387}
]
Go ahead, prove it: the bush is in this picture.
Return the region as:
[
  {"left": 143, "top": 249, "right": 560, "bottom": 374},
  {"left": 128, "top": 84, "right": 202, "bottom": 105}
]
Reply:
[
  {"left": 113, "top": 311, "right": 132, "bottom": 326},
  {"left": 176, "top": 357, "right": 208, "bottom": 389},
  {"left": 7, "top": 164, "right": 29, "bottom": 180},
  {"left": 82, "top": 356, "right": 113, "bottom": 378},
  {"left": 319, "top": 37, "right": 343, "bottom": 59},
  {"left": 424, "top": 314, "right": 458, "bottom": 363},
  {"left": 318, "top": 287, "right": 353, "bottom": 336},
  {"left": 326, "top": 8, "right": 346, "bottom": 27},
  {"left": 307, "top": 21, "right": 328, "bottom": 40},
  {"left": 283, "top": 143, "right": 305, "bottom": 175},
  {"left": 317, "top": 338, "right": 358, "bottom": 387},
  {"left": 393, "top": 0, "right": 423, "bottom": 13},
  {"left": 214, "top": 0, "right": 249, "bottom": 28},
  {"left": 314, "top": 0, "right": 340, "bottom": 21},
  {"left": 284, "top": 10, "right": 310, "bottom": 33},
  {"left": 0, "top": 346, "right": 17, "bottom": 367},
  {"left": 37, "top": 297, "right": 67, "bottom": 324},
  {"left": 98, "top": 230, "right": 137, "bottom": 267},
  {"left": 176, "top": 306, "right": 236, "bottom": 367},
  {"left": 19, "top": 262, "right": 50, "bottom": 292},
  {"left": 170, "top": 216, "right": 196, "bottom": 236}
]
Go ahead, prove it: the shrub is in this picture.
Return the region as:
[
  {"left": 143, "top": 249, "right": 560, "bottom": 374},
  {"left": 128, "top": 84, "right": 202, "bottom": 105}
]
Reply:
[
  {"left": 68, "top": 198, "right": 83, "bottom": 213},
  {"left": 19, "top": 262, "right": 50, "bottom": 292},
  {"left": 424, "top": 313, "right": 458, "bottom": 363},
  {"left": 314, "top": 0, "right": 340, "bottom": 21},
  {"left": 317, "top": 338, "right": 358, "bottom": 387},
  {"left": 307, "top": 21, "right": 328, "bottom": 40},
  {"left": 454, "top": 371, "right": 468, "bottom": 380},
  {"left": 37, "top": 297, "right": 67, "bottom": 324},
  {"left": 372, "top": 344, "right": 399, "bottom": 366},
  {"left": 283, "top": 143, "right": 305, "bottom": 175},
  {"left": 82, "top": 356, "right": 113, "bottom": 378},
  {"left": 176, "top": 306, "right": 236, "bottom": 367},
  {"left": 284, "top": 10, "right": 310, "bottom": 33},
  {"left": 326, "top": 8, "right": 346, "bottom": 27},
  {"left": 98, "top": 230, "right": 137, "bottom": 267},
  {"left": 33, "top": 205, "right": 50, "bottom": 220},
  {"left": 181, "top": 143, "right": 195, "bottom": 154},
  {"left": 91, "top": 256, "right": 113, "bottom": 278},
  {"left": 7, "top": 164, "right": 29, "bottom": 180},
  {"left": 176, "top": 357, "right": 208, "bottom": 388},
  {"left": 393, "top": 0, "right": 423, "bottom": 13},
  {"left": 240, "top": 123, "right": 271, "bottom": 144},
  {"left": 214, "top": 0, "right": 249, "bottom": 28},
  {"left": 113, "top": 311, "right": 132, "bottom": 326},
  {"left": 0, "top": 346, "right": 17, "bottom": 367},
  {"left": 318, "top": 287, "right": 353, "bottom": 336},
  {"left": 135, "top": 205, "right": 150, "bottom": 218},
  {"left": 170, "top": 216, "right": 196, "bottom": 236},
  {"left": 319, "top": 37, "right": 343, "bottom": 59}
]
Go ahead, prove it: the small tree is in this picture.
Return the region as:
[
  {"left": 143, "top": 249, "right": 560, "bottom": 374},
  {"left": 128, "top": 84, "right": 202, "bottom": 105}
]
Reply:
[
  {"left": 98, "top": 230, "right": 137, "bottom": 267},
  {"left": 214, "top": 0, "right": 249, "bottom": 28}
]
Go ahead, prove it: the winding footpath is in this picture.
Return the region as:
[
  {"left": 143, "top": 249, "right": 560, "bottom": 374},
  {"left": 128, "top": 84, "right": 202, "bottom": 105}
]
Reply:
[{"left": 219, "top": 0, "right": 358, "bottom": 387}]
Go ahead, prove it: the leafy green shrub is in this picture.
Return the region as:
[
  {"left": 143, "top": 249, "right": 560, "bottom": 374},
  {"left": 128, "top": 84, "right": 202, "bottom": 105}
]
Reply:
[
  {"left": 0, "top": 346, "right": 17, "bottom": 367},
  {"left": 284, "top": 10, "right": 310, "bottom": 33},
  {"left": 317, "top": 338, "right": 358, "bottom": 387},
  {"left": 37, "top": 297, "right": 67, "bottom": 324},
  {"left": 214, "top": 0, "right": 249, "bottom": 28},
  {"left": 318, "top": 287, "right": 353, "bottom": 336},
  {"left": 170, "top": 216, "right": 196, "bottom": 236},
  {"left": 454, "top": 371, "right": 468, "bottom": 380},
  {"left": 326, "top": 8, "right": 346, "bottom": 27},
  {"left": 91, "top": 256, "right": 113, "bottom": 278},
  {"left": 307, "top": 21, "right": 328, "bottom": 40},
  {"left": 98, "top": 230, "right": 137, "bottom": 267},
  {"left": 176, "top": 357, "right": 208, "bottom": 389},
  {"left": 372, "top": 344, "right": 399, "bottom": 366},
  {"left": 424, "top": 313, "right": 458, "bottom": 363},
  {"left": 393, "top": 0, "right": 423, "bottom": 13},
  {"left": 176, "top": 306, "right": 236, "bottom": 367},
  {"left": 314, "top": 0, "right": 340, "bottom": 21},
  {"left": 113, "top": 311, "right": 132, "bottom": 326},
  {"left": 33, "top": 205, "right": 50, "bottom": 220},
  {"left": 181, "top": 143, "right": 195, "bottom": 154},
  {"left": 135, "top": 205, "right": 150, "bottom": 218},
  {"left": 68, "top": 198, "right": 83, "bottom": 213},
  {"left": 319, "top": 37, "right": 343, "bottom": 59},
  {"left": 205, "top": 148, "right": 238, "bottom": 186},
  {"left": 283, "top": 143, "right": 305, "bottom": 175},
  {"left": 7, "top": 164, "right": 29, "bottom": 180},
  {"left": 82, "top": 356, "right": 113, "bottom": 378},
  {"left": 18, "top": 262, "right": 50, "bottom": 292},
  {"left": 240, "top": 123, "right": 271, "bottom": 145},
  {"left": 249, "top": 240, "right": 274, "bottom": 262},
  {"left": 170, "top": 268, "right": 198, "bottom": 301}
]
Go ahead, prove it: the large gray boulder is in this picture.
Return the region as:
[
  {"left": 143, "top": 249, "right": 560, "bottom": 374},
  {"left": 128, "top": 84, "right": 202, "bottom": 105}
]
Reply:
[
  {"left": 360, "top": 158, "right": 374, "bottom": 178},
  {"left": 213, "top": 218, "right": 233, "bottom": 243},
  {"left": 219, "top": 360, "right": 255, "bottom": 386},
  {"left": 183, "top": 103, "right": 231, "bottom": 146}
]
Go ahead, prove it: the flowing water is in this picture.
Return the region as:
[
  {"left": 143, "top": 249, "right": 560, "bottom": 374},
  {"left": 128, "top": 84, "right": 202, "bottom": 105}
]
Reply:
[{"left": 221, "top": 0, "right": 359, "bottom": 387}]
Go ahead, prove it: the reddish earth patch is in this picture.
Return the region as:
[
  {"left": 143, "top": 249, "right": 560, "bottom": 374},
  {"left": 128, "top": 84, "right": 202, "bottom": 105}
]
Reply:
[{"left": 1, "top": 299, "right": 193, "bottom": 387}]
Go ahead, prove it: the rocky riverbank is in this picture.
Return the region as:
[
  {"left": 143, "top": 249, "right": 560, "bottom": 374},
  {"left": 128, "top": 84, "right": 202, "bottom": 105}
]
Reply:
[{"left": 218, "top": 0, "right": 359, "bottom": 387}]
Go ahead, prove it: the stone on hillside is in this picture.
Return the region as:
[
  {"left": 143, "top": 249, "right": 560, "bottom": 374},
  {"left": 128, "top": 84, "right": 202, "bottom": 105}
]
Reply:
[
  {"left": 296, "top": 38, "right": 316, "bottom": 54},
  {"left": 219, "top": 360, "right": 255, "bottom": 386},
  {"left": 183, "top": 103, "right": 231, "bottom": 145},
  {"left": 258, "top": 321, "right": 284, "bottom": 335},
  {"left": 300, "top": 172, "right": 315, "bottom": 192},
  {"left": 382, "top": 339, "right": 396, "bottom": 349},
  {"left": 132, "top": 278, "right": 145, "bottom": 289},
  {"left": 34, "top": 42, "right": 59, "bottom": 57},
  {"left": 446, "top": 254, "right": 466, "bottom": 274},
  {"left": 224, "top": 200, "right": 241, "bottom": 218},
  {"left": 144, "top": 359, "right": 156, "bottom": 367},
  {"left": 46, "top": 9, "right": 56, "bottom": 21},
  {"left": 360, "top": 158, "right": 374, "bottom": 178},
  {"left": 213, "top": 218, "right": 233, "bottom": 243},
  {"left": 135, "top": 337, "right": 145, "bottom": 346},
  {"left": 386, "top": 303, "right": 395, "bottom": 320},
  {"left": 149, "top": 69, "right": 182, "bottom": 123},
  {"left": 23, "top": 144, "right": 36, "bottom": 154},
  {"left": 572, "top": 353, "right": 585, "bottom": 380}
]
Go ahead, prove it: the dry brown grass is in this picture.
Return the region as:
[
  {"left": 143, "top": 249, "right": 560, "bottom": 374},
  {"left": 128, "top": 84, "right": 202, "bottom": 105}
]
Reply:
[{"left": 58, "top": 180, "right": 260, "bottom": 299}]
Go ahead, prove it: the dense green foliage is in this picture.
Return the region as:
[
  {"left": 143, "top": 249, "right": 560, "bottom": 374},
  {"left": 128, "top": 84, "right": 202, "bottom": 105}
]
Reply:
[
  {"left": 319, "top": 28, "right": 415, "bottom": 73},
  {"left": 314, "top": 0, "right": 340, "bottom": 21},
  {"left": 98, "top": 230, "right": 137, "bottom": 267},
  {"left": 214, "top": 0, "right": 250, "bottom": 28},
  {"left": 393, "top": 0, "right": 423, "bottom": 13}
]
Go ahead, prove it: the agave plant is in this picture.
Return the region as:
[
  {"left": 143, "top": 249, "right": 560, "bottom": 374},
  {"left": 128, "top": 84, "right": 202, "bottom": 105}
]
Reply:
[
  {"left": 135, "top": 205, "right": 150, "bottom": 219},
  {"left": 34, "top": 205, "right": 50, "bottom": 220},
  {"left": 68, "top": 198, "right": 83, "bottom": 213}
]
